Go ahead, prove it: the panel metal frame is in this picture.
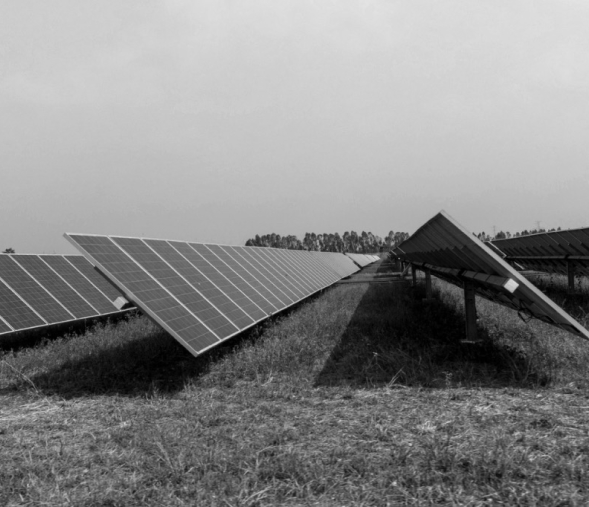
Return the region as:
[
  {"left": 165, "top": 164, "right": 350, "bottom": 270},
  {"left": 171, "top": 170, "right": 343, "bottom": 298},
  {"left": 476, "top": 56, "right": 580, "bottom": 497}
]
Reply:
[
  {"left": 394, "top": 211, "right": 589, "bottom": 340},
  {"left": 491, "top": 227, "right": 589, "bottom": 292}
]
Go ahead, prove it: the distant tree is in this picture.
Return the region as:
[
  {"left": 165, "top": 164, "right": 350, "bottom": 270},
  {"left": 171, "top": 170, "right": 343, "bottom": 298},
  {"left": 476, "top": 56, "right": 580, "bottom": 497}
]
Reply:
[
  {"left": 392, "top": 232, "right": 409, "bottom": 247},
  {"left": 244, "top": 230, "right": 407, "bottom": 252},
  {"left": 2, "top": 248, "right": 15, "bottom": 254}
]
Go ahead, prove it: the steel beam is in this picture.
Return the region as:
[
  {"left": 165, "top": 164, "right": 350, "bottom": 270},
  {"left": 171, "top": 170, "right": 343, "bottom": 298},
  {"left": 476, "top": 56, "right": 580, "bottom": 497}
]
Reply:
[{"left": 464, "top": 281, "right": 477, "bottom": 342}]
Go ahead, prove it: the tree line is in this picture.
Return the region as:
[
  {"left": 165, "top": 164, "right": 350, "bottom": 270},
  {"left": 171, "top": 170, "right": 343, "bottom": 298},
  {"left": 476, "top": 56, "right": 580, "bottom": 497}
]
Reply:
[
  {"left": 476, "top": 227, "right": 563, "bottom": 242},
  {"left": 245, "top": 231, "right": 409, "bottom": 253}
]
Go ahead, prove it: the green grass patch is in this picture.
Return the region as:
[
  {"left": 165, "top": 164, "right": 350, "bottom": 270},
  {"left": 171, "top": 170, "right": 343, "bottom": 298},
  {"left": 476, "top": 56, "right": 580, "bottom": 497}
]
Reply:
[{"left": 1, "top": 279, "right": 589, "bottom": 505}]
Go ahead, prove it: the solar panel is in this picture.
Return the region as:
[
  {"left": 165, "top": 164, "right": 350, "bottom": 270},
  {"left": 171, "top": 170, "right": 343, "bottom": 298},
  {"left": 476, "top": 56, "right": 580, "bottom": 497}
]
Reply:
[
  {"left": 394, "top": 211, "right": 589, "bottom": 340},
  {"left": 292, "top": 250, "right": 338, "bottom": 284},
  {"left": 315, "top": 252, "right": 358, "bottom": 278},
  {"left": 286, "top": 249, "right": 330, "bottom": 289},
  {"left": 65, "top": 234, "right": 360, "bottom": 356},
  {"left": 144, "top": 240, "right": 255, "bottom": 329},
  {"left": 491, "top": 228, "right": 589, "bottom": 278},
  {"left": 191, "top": 243, "right": 283, "bottom": 313},
  {"left": 12, "top": 255, "right": 98, "bottom": 319},
  {"left": 0, "top": 254, "right": 132, "bottom": 337},
  {"left": 345, "top": 253, "right": 378, "bottom": 268}
]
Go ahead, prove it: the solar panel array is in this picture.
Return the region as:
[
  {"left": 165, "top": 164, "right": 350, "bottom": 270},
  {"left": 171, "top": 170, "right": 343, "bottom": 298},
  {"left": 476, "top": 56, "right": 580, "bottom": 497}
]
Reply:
[
  {"left": 0, "top": 254, "right": 131, "bottom": 336},
  {"left": 393, "top": 211, "right": 589, "bottom": 339},
  {"left": 345, "top": 253, "right": 380, "bottom": 267},
  {"left": 491, "top": 228, "right": 589, "bottom": 277},
  {"left": 65, "top": 234, "right": 360, "bottom": 356}
]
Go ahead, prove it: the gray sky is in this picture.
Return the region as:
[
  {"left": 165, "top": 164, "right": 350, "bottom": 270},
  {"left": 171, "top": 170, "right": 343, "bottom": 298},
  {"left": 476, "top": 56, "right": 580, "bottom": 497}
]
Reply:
[{"left": 2, "top": 0, "right": 588, "bottom": 254}]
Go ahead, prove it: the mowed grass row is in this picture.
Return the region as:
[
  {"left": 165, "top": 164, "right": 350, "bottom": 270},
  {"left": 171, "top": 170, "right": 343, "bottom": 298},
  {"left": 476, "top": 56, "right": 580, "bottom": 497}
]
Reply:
[{"left": 1, "top": 276, "right": 589, "bottom": 506}]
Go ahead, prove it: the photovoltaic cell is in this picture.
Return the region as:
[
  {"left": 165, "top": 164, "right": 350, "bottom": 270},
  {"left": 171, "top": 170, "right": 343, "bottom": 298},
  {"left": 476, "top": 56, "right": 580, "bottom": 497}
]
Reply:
[
  {"left": 298, "top": 251, "right": 339, "bottom": 285},
  {"left": 226, "top": 246, "right": 296, "bottom": 307},
  {"left": 69, "top": 235, "right": 219, "bottom": 352},
  {"left": 260, "top": 248, "right": 315, "bottom": 295},
  {"left": 111, "top": 237, "right": 238, "bottom": 340},
  {"left": 0, "top": 279, "right": 45, "bottom": 330},
  {"left": 210, "top": 244, "right": 293, "bottom": 306},
  {"left": 0, "top": 255, "right": 74, "bottom": 324},
  {"left": 0, "top": 253, "right": 132, "bottom": 338},
  {"left": 285, "top": 249, "right": 330, "bottom": 288},
  {"left": 269, "top": 249, "right": 321, "bottom": 292},
  {"left": 190, "top": 243, "right": 278, "bottom": 314},
  {"left": 144, "top": 240, "right": 255, "bottom": 329},
  {"left": 169, "top": 241, "right": 268, "bottom": 322},
  {"left": 65, "top": 255, "right": 124, "bottom": 302},
  {"left": 41, "top": 255, "right": 118, "bottom": 314},
  {"left": 12, "top": 255, "right": 98, "bottom": 319},
  {"left": 252, "top": 247, "right": 305, "bottom": 302},
  {"left": 0, "top": 318, "right": 11, "bottom": 334},
  {"left": 225, "top": 246, "right": 294, "bottom": 307},
  {"left": 264, "top": 248, "right": 312, "bottom": 297},
  {"left": 297, "top": 250, "right": 334, "bottom": 288},
  {"left": 317, "top": 252, "right": 357, "bottom": 278}
]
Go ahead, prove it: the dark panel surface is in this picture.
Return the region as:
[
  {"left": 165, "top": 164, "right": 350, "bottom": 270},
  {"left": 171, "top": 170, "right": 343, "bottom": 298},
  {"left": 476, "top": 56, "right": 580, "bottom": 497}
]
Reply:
[
  {"left": 225, "top": 246, "right": 294, "bottom": 308},
  {"left": 238, "top": 247, "right": 302, "bottom": 302},
  {"left": 42, "top": 255, "right": 118, "bottom": 314},
  {"left": 145, "top": 240, "right": 255, "bottom": 329},
  {"left": 297, "top": 251, "right": 339, "bottom": 284},
  {"left": 65, "top": 255, "right": 124, "bottom": 301},
  {"left": 0, "top": 255, "right": 74, "bottom": 324},
  {"left": 169, "top": 242, "right": 268, "bottom": 322},
  {"left": 68, "top": 235, "right": 219, "bottom": 353},
  {"left": 13, "top": 255, "right": 98, "bottom": 319},
  {"left": 261, "top": 248, "right": 316, "bottom": 294},
  {"left": 0, "top": 318, "right": 11, "bottom": 334},
  {"left": 211, "top": 245, "right": 293, "bottom": 307},
  {"left": 112, "top": 237, "right": 238, "bottom": 340},
  {"left": 190, "top": 243, "right": 278, "bottom": 315},
  {"left": 287, "top": 250, "right": 330, "bottom": 289},
  {"left": 0, "top": 278, "right": 45, "bottom": 331}
]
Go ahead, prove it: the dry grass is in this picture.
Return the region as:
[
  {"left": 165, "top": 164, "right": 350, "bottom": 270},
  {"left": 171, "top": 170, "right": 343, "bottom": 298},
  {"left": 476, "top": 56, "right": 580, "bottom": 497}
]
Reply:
[{"left": 2, "top": 277, "right": 589, "bottom": 506}]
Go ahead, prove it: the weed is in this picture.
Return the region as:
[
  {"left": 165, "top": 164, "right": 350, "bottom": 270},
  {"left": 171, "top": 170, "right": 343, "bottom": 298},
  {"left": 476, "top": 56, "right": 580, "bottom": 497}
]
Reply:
[{"left": 1, "top": 276, "right": 589, "bottom": 505}]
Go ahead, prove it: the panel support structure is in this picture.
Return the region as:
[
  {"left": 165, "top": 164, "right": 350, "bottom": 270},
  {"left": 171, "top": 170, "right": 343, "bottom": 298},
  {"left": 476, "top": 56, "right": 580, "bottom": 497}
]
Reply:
[
  {"left": 463, "top": 281, "right": 478, "bottom": 342},
  {"left": 411, "top": 264, "right": 417, "bottom": 286},
  {"left": 424, "top": 268, "right": 432, "bottom": 300},
  {"left": 567, "top": 261, "right": 575, "bottom": 294}
]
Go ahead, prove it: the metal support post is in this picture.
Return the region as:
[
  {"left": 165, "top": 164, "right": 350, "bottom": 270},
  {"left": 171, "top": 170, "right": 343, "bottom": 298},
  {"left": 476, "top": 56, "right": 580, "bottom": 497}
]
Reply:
[
  {"left": 412, "top": 264, "right": 417, "bottom": 286},
  {"left": 567, "top": 261, "right": 575, "bottom": 294},
  {"left": 425, "top": 268, "right": 432, "bottom": 300},
  {"left": 463, "top": 281, "right": 478, "bottom": 342}
]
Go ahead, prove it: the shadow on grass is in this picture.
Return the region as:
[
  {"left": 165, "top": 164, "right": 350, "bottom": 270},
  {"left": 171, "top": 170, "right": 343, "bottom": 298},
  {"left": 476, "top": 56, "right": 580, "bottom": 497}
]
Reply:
[
  {"left": 315, "top": 282, "right": 550, "bottom": 389},
  {"left": 0, "top": 311, "right": 137, "bottom": 353},
  {"left": 11, "top": 323, "right": 262, "bottom": 399},
  {"left": 14, "top": 294, "right": 325, "bottom": 399}
]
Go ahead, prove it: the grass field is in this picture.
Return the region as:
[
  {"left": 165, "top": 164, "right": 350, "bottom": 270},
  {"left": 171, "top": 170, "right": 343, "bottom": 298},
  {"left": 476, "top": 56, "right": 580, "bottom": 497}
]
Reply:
[{"left": 2, "top": 276, "right": 589, "bottom": 506}]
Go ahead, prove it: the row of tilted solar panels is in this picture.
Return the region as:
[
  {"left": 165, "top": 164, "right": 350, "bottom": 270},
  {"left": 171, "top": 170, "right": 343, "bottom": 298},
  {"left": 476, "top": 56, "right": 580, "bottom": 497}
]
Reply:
[
  {"left": 390, "top": 211, "right": 589, "bottom": 340},
  {"left": 0, "top": 240, "right": 379, "bottom": 355}
]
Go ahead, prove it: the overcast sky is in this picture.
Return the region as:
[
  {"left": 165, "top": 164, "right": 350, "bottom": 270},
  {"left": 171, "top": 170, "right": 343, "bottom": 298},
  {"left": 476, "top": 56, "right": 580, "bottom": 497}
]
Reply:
[{"left": 2, "top": 0, "right": 588, "bottom": 254}]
